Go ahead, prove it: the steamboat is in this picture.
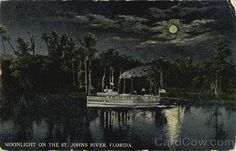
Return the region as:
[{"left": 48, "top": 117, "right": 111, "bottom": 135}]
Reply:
[{"left": 87, "top": 65, "right": 167, "bottom": 108}]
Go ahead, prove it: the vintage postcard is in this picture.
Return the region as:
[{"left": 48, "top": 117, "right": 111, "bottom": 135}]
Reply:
[{"left": 0, "top": 0, "right": 236, "bottom": 150}]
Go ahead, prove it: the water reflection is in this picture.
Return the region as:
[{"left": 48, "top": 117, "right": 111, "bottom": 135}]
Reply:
[
  {"left": 0, "top": 96, "right": 236, "bottom": 150},
  {"left": 163, "top": 107, "right": 185, "bottom": 149}
]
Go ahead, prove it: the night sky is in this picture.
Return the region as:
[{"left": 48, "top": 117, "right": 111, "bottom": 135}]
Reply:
[{"left": 1, "top": 0, "right": 236, "bottom": 61}]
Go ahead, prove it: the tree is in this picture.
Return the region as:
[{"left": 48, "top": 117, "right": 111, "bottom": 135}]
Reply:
[
  {"left": 147, "top": 57, "right": 171, "bottom": 94},
  {"left": 42, "top": 31, "right": 63, "bottom": 60},
  {"left": 79, "top": 33, "right": 97, "bottom": 94},
  {"left": 75, "top": 47, "right": 86, "bottom": 90},
  {"left": 0, "top": 24, "right": 7, "bottom": 54},
  {"left": 42, "top": 31, "right": 79, "bottom": 89},
  {"left": 212, "top": 39, "right": 233, "bottom": 96},
  {"left": 99, "top": 48, "right": 119, "bottom": 91},
  {"left": 9, "top": 36, "right": 45, "bottom": 92},
  {"left": 2, "top": 34, "right": 18, "bottom": 55},
  {"left": 171, "top": 57, "right": 196, "bottom": 89}
]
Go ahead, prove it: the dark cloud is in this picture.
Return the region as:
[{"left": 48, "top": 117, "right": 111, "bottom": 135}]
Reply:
[
  {"left": 1, "top": 1, "right": 236, "bottom": 61},
  {"left": 72, "top": 13, "right": 219, "bottom": 46}
]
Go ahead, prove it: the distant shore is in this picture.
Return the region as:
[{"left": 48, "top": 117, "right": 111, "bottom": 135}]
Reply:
[{"left": 165, "top": 88, "right": 236, "bottom": 102}]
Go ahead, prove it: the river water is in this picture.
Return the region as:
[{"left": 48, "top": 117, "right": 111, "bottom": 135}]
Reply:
[{"left": 0, "top": 95, "right": 236, "bottom": 150}]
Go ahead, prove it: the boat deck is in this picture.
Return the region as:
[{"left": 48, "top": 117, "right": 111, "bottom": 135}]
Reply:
[{"left": 87, "top": 94, "right": 161, "bottom": 108}]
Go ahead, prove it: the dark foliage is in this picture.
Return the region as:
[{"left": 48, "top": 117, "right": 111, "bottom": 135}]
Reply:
[{"left": 0, "top": 25, "right": 235, "bottom": 97}]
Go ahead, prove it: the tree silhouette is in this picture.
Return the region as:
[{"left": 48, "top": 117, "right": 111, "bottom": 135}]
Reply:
[
  {"left": 79, "top": 33, "right": 97, "bottom": 94},
  {"left": 0, "top": 24, "right": 7, "bottom": 54},
  {"left": 212, "top": 39, "right": 233, "bottom": 96}
]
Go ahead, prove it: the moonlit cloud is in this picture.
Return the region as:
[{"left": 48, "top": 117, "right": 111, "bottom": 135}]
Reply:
[
  {"left": 47, "top": 1, "right": 236, "bottom": 59},
  {"left": 1, "top": 0, "right": 236, "bottom": 61}
]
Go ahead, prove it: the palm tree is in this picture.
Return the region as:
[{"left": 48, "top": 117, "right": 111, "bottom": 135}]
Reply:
[
  {"left": 0, "top": 24, "right": 7, "bottom": 54},
  {"left": 42, "top": 31, "right": 80, "bottom": 87},
  {"left": 59, "top": 33, "right": 77, "bottom": 87},
  {"left": 79, "top": 33, "right": 97, "bottom": 94},
  {"left": 42, "top": 31, "right": 62, "bottom": 59},
  {"left": 2, "top": 34, "right": 18, "bottom": 55},
  {"left": 99, "top": 51, "right": 109, "bottom": 91},
  {"left": 99, "top": 48, "right": 119, "bottom": 91}
]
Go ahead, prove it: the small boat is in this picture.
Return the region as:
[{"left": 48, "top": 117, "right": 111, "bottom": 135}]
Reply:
[{"left": 87, "top": 91, "right": 161, "bottom": 108}]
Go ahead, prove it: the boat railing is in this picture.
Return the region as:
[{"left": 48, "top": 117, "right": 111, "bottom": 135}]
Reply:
[
  {"left": 88, "top": 94, "right": 160, "bottom": 102},
  {"left": 95, "top": 95, "right": 136, "bottom": 100}
]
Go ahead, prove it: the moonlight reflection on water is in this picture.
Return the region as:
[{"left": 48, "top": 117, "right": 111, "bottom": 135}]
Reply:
[{"left": 0, "top": 96, "right": 236, "bottom": 150}]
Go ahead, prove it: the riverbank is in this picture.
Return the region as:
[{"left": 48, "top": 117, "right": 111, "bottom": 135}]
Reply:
[
  {"left": 1, "top": 88, "right": 236, "bottom": 109},
  {"left": 35, "top": 90, "right": 236, "bottom": 105},
  {"left": 165, "top": 88, "right": 236, "bottom": 102}
]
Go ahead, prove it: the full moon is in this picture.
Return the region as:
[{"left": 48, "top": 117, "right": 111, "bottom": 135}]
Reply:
[{"left": 169, "top": 25, "right": 178, "bottom": 34}]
